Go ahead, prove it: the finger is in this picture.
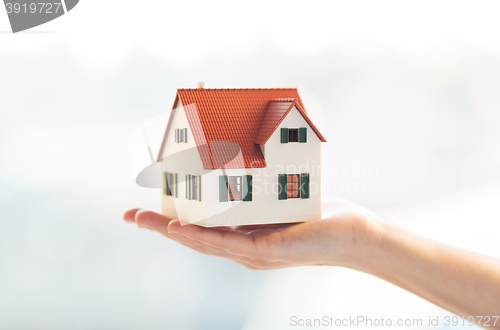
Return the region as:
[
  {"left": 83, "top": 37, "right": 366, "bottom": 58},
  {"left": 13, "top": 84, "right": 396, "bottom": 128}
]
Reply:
[
  {"left": 123, "top": 208, "right": 142, "bottom": 222},
  {"left": 131, "top": 214, "right": 275, "bottom": 268},
  {"left": 168, "top": 220, "right": 263, "bottom": 257},
  {"left": 131, "top": 211, "right": 237, "bottom": 259},
  {"left": 132, "top": 214, "right": 287, "bottom": 270},
  {"left": 171, "top": 232, "right": 290, "bottom": 270},
  {"left": 135, "top": 210, "right": 174, "bottom": 231},
  {"left": 169, "top": 232, "right": 261, "bottom": 265}
]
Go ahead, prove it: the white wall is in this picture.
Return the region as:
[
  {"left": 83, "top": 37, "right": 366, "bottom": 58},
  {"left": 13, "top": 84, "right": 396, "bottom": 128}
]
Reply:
[
  {"left": 203, "top": 106, "right": 322, "bottom": 227},
  {"left": 160, "top": 99, "right": 207, "bottom": 224}
]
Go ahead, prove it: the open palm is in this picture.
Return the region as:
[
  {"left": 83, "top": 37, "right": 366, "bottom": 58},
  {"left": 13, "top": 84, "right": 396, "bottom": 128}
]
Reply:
[{"left": 123, "top": 199, "right": 382, "bottom": 270}]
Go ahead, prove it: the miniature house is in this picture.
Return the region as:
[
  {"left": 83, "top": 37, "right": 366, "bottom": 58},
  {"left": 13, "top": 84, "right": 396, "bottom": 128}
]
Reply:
[{"left": 156, "top": 86, "right": 326, "bottom": 227}]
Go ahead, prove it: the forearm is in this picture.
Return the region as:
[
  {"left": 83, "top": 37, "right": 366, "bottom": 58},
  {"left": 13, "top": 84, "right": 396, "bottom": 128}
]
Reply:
[{"left": 349, "top": 223, "right": 500, "bottom": 328}]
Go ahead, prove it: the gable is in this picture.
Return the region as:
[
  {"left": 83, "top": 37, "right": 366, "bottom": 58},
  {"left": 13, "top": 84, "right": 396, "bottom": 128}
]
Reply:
[
  {"left": 156, "top": 99, "right": 206, "bottom": 169},
  {"left": 274, "top": 105, "right": 322, "bottom": 142},
  {"left": 255, "top": 99, "right": 326, "bottom": 145}
]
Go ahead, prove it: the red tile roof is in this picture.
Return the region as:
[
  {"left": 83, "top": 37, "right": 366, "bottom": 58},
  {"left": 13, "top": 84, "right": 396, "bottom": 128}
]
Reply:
[
  {"left": 256, "top": 98, "right": 326, "bottom": 144},
  {"left": 255, "top": 99, "right": 295, "bottom": 144},
  {"left": 159, "top": 88, "right": 326, "bottom": 169}
]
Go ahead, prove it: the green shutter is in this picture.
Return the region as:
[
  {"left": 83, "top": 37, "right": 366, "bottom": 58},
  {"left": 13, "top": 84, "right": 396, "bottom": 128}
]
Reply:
[
  {"left": 278, "top": 174, "right": 287, "bottom": 200},
  {"left": 299, "top": 127, "right": 307, "bottom": 143},
  {"left": 188, "top": 175, "right": 192, "bottom": 200},
  {"left": 167, "top": 172, "right": 171, "bottom": 196},
  {"left": 301, "top": 173, "right": 310, "bottom": 199},
  {"left": 163, "top": 172, "right": 168, "bottom": 195},
  {"left": 174, "top": 173, "right": 178, "bottom": 197},
  {"left": 185, "top": 175, "right": 189, "bottom": 199},
  {"left": 197, "top": 176, "right": 201, "bottom": 202},
  {"left": 184, "top": 128, "right": 188, "bottom": 143},
  {"left": 219, "top": 176, "right": 228, "bottom": 202},
  {"left": 281, "top": 128, "right": 289, "bottom": 143},
  {"left": 243, "top": 175, "right": 252, "bottom": 202}
]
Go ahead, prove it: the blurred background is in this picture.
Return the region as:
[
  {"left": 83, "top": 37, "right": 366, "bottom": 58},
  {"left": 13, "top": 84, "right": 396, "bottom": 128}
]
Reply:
[{"left": 1, "top": 0, "right": 500, "bottom": 329}]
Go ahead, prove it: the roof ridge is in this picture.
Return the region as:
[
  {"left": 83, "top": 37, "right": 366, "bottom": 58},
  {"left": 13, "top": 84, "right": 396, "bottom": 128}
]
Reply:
[
  {"left": 177, "top": 88, "right": 298, "bottom": 91},
  {"left": 269, "top": 98, "right": 296, "bottom": 102}
]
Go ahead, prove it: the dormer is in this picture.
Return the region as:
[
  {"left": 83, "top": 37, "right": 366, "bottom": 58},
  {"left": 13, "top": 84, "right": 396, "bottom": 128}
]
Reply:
[{"left": 255, "top": 98, "right": 326, "bottom": 157}]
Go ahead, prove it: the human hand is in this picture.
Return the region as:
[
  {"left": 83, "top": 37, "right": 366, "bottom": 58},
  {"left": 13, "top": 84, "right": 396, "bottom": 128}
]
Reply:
[
  {"left": 125, "top": 200, "right": 500, "bottom": 325},
  {"left": 123, "top": 199, "right": 384, "bottom": 270}
]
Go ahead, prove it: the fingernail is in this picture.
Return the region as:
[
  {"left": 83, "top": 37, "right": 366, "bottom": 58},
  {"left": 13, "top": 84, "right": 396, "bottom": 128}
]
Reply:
[
  {"left": 167, "top": 219, "right": 180, "bottom": 234},
  {"left": 136, "top": 210, "right": 159, "bottom": 229},
  {"left": 134, "top": 209, "right": 150, "bottom": 222},
  {"left": 123, "top": 213, "right": 135, "bottom": 222}
]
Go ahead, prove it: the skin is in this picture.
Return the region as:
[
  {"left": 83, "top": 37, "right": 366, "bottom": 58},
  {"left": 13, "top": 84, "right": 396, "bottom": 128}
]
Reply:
[{"left": 124, "top": 199, "right": 500, "bottom": 328}]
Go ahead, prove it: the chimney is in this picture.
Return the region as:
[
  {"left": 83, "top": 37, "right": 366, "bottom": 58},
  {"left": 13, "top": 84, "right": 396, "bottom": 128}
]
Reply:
[{"left": 197, "top": 81, "right": 205, "bottom": 89}]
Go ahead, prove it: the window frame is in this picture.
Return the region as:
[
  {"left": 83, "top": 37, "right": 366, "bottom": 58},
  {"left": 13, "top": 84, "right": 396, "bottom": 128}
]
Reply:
[
  {"left": 228, "top": 176, "right": 243, "bottom": 201},
  {"left": 190, "top": 175, "right": 196, "bottom": 200},
  {"left": 288, "top": 128, "right": 299, "bottom": 143},
  {"left": 219, "top": 175, "right": 252, "bottom": 202},
  {"left": 166, "top": 172, "right": 173, "bottom": 196},
  {"left": 175, "top": 128, "right": 188, "bottom": 143},
  {"left": 164, "top": 172, "right": 178, "bottom": 197},
  {"left": 186, "top": 174, "right": 201, "bottom": 201},
  {"left": 287, "top": 174, "right": 301, "bottom": 198}
]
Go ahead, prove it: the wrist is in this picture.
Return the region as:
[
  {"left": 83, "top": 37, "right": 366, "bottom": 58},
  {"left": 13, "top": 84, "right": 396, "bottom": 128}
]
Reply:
[
  {"left": 345, "top": 220, "right": 433, "bottom": 286},
  {"left": 323, "top": 213, "right": 387, "bottom": 269}
]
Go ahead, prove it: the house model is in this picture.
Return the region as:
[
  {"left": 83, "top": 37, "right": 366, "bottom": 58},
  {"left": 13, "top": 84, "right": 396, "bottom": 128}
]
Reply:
[{"left": 156, "top": 84, "right": 326, "bottom": 227}]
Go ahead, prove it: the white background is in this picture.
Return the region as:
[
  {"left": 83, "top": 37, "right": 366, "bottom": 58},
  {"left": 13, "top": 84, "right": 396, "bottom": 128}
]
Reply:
[{"left": 1, "top": 1, "right": 500, "bottom": 329}]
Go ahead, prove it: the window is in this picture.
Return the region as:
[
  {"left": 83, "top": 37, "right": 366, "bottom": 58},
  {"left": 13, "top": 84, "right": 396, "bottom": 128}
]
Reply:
[
  {"left": 288, "top": 129, "right": 299, "bottom": 142},
  {"left": 287, "top": 174, "right": 300, "bottom": 198},
  {"left": 278, "top": 173, "right": 310, "bottom": 200},
  {"left": 228, "top": 176, "right": 242, "bottom": 201},
  {"left": 164, "top": 172, "right": 178, "bottom": 197},
  {"left": 219, "top": 175, "right": 252, "bottom": 202},
  {"left": 166, "top": 173, "right": 172, "bottom": 196},
  {"left": 185, "top": 174, "right": 201, "bottom": 201},
  {"left": 175, "top": 128, "right": 188, "bottom": 143},
  {"left": 281, "top": 127, "right": 307, "bottom": 143}
]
